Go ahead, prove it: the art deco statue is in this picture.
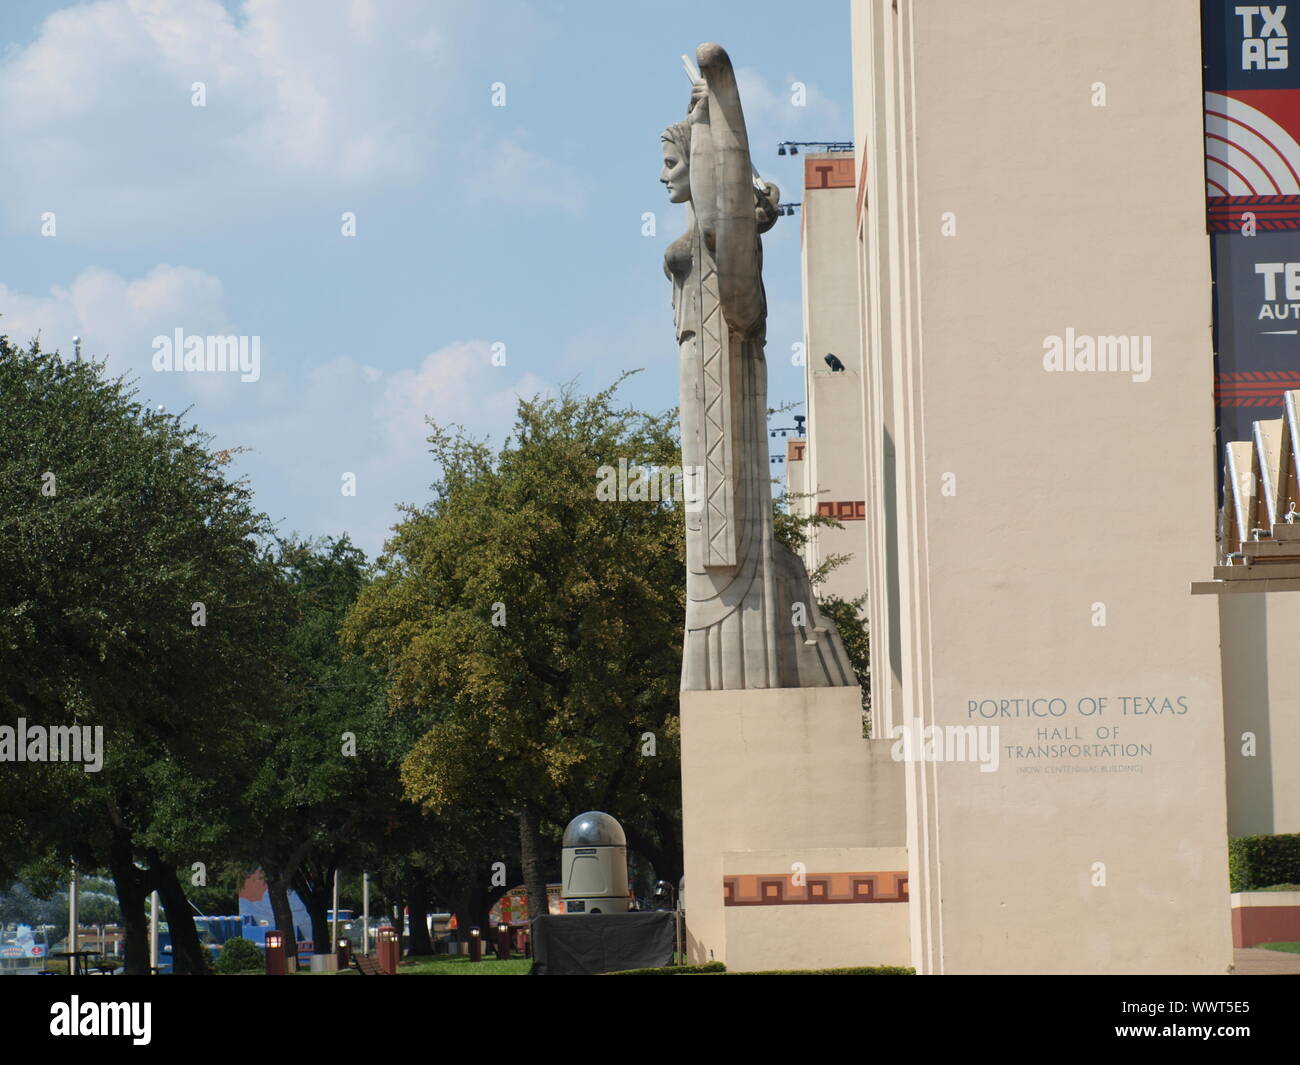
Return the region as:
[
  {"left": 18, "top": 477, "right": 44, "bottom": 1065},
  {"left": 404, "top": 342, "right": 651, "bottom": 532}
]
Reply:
[{"left": 662, "top": 43, "right": 853, "bottom": 691}]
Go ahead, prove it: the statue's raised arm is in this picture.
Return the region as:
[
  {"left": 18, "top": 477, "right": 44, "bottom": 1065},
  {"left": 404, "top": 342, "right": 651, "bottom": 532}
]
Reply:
[{"left": 693, "top": 42, "right": 764, "bottom": 335}]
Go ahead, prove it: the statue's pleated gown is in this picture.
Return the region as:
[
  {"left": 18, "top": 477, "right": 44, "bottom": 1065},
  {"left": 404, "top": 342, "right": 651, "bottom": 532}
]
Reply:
[{"left": 668, "top": 224, "right": 854, "bottom": 692}]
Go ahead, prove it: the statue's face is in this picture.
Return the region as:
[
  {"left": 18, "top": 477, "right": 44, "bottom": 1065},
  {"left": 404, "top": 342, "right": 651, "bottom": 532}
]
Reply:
[{"left": 660, "top": 140, "right": 689, "bottom": 203}]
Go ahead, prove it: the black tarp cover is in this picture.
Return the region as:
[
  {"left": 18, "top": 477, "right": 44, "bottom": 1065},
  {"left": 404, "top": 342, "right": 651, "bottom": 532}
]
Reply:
[{"left": 529, "top": 911, "right": 676, "bottom": 975}]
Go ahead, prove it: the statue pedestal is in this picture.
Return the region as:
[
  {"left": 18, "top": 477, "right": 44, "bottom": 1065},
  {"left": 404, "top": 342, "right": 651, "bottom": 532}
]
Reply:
[{"left": 680, "top": 685, "right": 909, "bottom": 972}]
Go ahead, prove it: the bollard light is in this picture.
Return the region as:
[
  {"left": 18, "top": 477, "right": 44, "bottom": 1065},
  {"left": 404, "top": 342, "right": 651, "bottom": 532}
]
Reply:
[
  {"left": 495, "top": 923, "right": 511, "bottom": 961},
  {"left": 265, "top": 931, "right": 286, "bottom": 976},
  {"left": 376, "top": 926, "right": 399, "bottom": 974},
  {"left": 468, "top": 926, "right": 482, "bottom": 963},
  {"left": 336, "top": 937, "right": 350, "bottom": 969}
]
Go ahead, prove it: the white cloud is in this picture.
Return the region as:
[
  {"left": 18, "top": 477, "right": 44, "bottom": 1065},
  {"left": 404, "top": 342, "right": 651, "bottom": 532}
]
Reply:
[
  {"left": 734, "top": 67, "right": 845, "bottom": 200},
  {"left": 0, "top": 263, "right": 230, "bottom": 377},
  {"left": 735, "top": 66, "right": 842, "bottom": 132},
  {"left": 223, "top": 343, "right": 552, "bottom": 556},
  {"left": 0, "top": 0, "right": 583, "bottom": 236},
  {"left": 0, "top": 262, "right": 552, "bottom": 556},
  {"left": 0, "top": 0, "right": 464, "bottom": 234},
  {"left": 463, "top": 134, "right": 594, "bottom": 215},
  {"left": 381, "top": 341, "right": 550, "bottom": 456}
]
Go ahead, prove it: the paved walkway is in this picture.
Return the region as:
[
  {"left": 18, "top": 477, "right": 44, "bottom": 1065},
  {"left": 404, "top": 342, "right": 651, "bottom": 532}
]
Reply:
[{"left": 1233, "top": 948, "right": 1300, "bottom": 974}]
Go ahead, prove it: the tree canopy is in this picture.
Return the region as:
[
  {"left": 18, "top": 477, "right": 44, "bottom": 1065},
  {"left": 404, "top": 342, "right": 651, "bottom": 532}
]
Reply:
[
  {"left": 0, "top": 333, "right": 292, "bottom": 972},
  {"left": 344, "top": 376, "right": 687, "bottom": 914}
]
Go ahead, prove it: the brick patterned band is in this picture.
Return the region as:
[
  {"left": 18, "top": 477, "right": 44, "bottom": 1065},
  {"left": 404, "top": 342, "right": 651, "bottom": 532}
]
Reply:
[
  {"left": 724, "top": 871, "right": 908, "bottom": 906},
  {"left": 815, "top": 500, "right": 866, "bottom": 521}
]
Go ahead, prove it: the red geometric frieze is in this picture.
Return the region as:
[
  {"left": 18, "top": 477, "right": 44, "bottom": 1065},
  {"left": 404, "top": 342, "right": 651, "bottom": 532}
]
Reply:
[
  {"left": 723, "top": 871, "right": 908, "bottom": 906},
  {"left": 815, "top": 500, "right": 866, "bottom": 521}
]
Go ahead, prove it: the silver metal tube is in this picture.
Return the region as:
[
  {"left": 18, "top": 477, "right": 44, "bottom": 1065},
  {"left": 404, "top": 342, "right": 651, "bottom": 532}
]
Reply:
[
  {"left": 362, "top": 872, "right": 370, "bottom": 955},
  {"left": 149, "top": 891, "right": 160, "bottom": 974},
  {"left": 331, "top": 869, "right": 339, "bottom": 952},
  {"left": 67, "top": 862, "right": 79, "bottom": 976}
]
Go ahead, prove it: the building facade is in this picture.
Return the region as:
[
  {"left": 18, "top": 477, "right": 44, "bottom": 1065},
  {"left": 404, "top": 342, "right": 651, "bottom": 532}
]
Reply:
[{"left": 847, "top": 0, "right": 1232, "bottom": 974}]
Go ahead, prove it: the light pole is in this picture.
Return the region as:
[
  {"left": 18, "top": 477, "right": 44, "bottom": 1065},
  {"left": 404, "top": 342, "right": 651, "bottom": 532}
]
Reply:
[
  {"left": 149, "top": 892, "right": 159, "bottom": 974},
  {"left": 330, "top": 869, "right": 339, "bottom": 955},
  {"left": 362, "top": 871, "right": 370, "bottom": 955},
  {"left": 67, "top": 861, "right": 79, "bottom": 976}
]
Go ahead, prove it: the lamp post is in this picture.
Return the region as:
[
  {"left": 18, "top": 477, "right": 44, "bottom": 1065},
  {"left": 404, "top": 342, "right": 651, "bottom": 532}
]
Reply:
[
  {"left": 362, "top": 871, "right": 370, "bottom": 955},
  {"left": 331, "top": 869, "right": 339, "bottom": 956},
  {"left": 149, "top": 892, "right": 159, "bottom": 974},
  {"left": 265, "top": 930, "right": 286, "bottom": 976},
  {"left": 67, "top": 862, "right": 79, "bottom": 976},
  {"left": 376, "top": 926, "right": 399, "bottom": 974}
]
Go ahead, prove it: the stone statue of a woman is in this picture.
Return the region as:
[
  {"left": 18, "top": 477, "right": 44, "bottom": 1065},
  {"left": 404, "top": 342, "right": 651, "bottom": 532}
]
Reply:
[{"left": 662, "top": 43, "right": 853, "bottom": 692}]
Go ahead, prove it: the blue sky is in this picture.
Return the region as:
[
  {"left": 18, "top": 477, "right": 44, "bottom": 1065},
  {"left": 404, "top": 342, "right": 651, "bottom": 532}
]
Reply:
[{"left": 0, "top": 0, "right": 854, "bottom": 559}]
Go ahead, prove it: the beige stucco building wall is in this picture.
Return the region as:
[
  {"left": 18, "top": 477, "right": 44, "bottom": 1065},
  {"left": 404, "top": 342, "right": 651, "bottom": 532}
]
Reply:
[
  {"left": 680, "top": 686, "right": 909, "bottom": 971},
  {"left": 850, "top": 0, "right": 1232, "bottom": 973},
  {"left": 799, "top": 153, "right": 869, "bottom": 609},
  {"left": 1219, "top": 594, "right": 1300, "bottom": 837}
]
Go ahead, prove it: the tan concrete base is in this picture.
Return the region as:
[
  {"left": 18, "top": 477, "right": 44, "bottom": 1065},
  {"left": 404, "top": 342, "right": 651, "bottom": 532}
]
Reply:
[
  {"left": 1220, "top": 594, "right": 1300, "bottom": 836},
  {"left": 1233, "top": 948, "right": 1300, "bottom": 975},
  {"left": 680, "top": 685, "right": 908, "bottom": 971}
]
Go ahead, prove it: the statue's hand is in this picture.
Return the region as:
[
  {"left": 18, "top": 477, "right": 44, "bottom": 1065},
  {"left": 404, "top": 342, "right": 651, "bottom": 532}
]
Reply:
[{"left": 688, "top": 78, "right": 708, "bottom": 124}]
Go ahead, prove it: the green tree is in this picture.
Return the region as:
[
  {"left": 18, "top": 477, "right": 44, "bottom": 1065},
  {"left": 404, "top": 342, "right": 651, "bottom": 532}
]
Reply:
[
  {"left": 772, "top": 491, "right": 872, "bottom": 725},
  {"left": 355, "top": 801, "right": 518, "bottom": 953},
  {"left": 243, "top": 535, "right": 390, "bottom": 959},
  {"left": 213, "top": 935, "right": 263, "bottom": 974},
  {"left": 344, "top": 376, "right": 686, "bottom": 916},
  {"left": 0, "top": 334, "right": 293, "bottom": 973}
]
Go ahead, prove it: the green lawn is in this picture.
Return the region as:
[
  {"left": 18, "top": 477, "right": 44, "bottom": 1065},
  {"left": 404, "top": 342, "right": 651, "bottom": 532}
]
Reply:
[
  {"left": 232, "top": 954, "right": 530, "bottom": 975},
  {"left": 313, "top": 955, "right": 530, "bottom": 975},
  {"left": 396, "top": 955, "right": 530, "bottom": 975},
  {"left": 1258, "top": 942, "right": 1300, "bottom": 954}
]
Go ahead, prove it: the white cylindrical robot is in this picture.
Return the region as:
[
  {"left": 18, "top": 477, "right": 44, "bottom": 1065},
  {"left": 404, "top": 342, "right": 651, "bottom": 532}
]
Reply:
[{"left": 560, "top": 811, "right": 630, "bottom": 914}]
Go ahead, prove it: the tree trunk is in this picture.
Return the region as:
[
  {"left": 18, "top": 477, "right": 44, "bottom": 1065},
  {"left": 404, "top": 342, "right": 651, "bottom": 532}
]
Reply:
[
  {"left": 447, "top": 879, "right": 510, "bottom": 939},
  {"left": 388, "top": 894, "right": 405, "bottom": 958},
  {"left": 407, "top": 875, "right": 433, "bottom": 955},
  {"left": 291, "top": 864, "right": 333, "bottom": 954},
  {"left": 658, "top": 822, "right": 684, "bottom": 890},
  {"left": 450, "top": 883, "right": 480, "bottom": 944},
  {"left": 480, "top": 885, "right": 509, "bottom": 931},
  {"left": 106, "top": 823, "right": 151, "bottom": 975},
  {"left": 519, "top": 805, "right": 547, "bottom": 921},
  {"left": 624, "top": 821, "right": 684, "bottom": 897},
  {"left": 152, "top": 854, "right": 207, "bottom": 974},
  {"left": 267, "top": 876, "right": 299, "bottom": 962},
  {"left": 304, "top": 898, "right": 330, "bottom": 955}
]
